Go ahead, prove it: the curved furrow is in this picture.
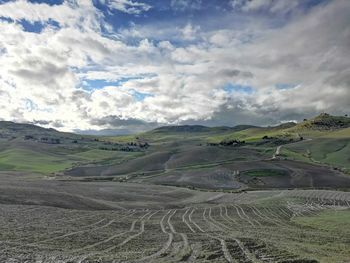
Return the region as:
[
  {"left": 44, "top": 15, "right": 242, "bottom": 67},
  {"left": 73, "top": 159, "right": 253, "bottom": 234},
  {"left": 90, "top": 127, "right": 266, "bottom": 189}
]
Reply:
[
  {"left": 9, "top": 216, "right": 106, "bottom": 243},
  {"left": 208, "top": 207, "right": 237, "bottom": 233},
  {"left": 72, "top": 229, "right": 128, "bottom": 254},
  {"left": 207, "top": 207, "right": 265, "bottom": 263},
  {"left": 4, "top": 211, "right": 136, "bottom": 254},
  {"left": 96, "top": 211, "right": 152, "bottom": 253},
  {"left": 285, "top": 201, "right": 300, "bottom": 218},
  {"left": 278, "top": 207, "right": 293, "bottom": 218},
  {"left": 202, "top": 207, "right": 222, "bottom": 232},
  {"left": 223, "top": 206, "right": 238, "bottom": 225},
  {"left": 182, "top": 207, "right": 195, "bottom": 233},
  {"left": 54, "top": 212, "right": 151, "bottom": 263},
  {"left": 207, "top": 207, "right": 261, "bottom": 263},
  {"left": 32, "top": 219, "right": 114, "bottom": 245},
  {"left": 201, "top": 207, "right": 233, "bottom": 262},
  {"left": 219, "top": 238, "right": 234, "bottom": 263},
  {"left": 232, "top": 205, "right": 255, "bottom": 227},
  {"left": 241, "top": 206, "right": 261, "bottom": 227},
  {"left": 129, "top": 212, "right": 142, "bottom": 232},
  {"left": 252, "top": 206, "right": 284, "bottom": 227},
  {"left": 188, "top": 208, "right": 205, "bottom": 233},
  {"left": 248, "top": 206, "right": 281, "bottom": 227},
  {"left": 261, "top": 207, "right": 291, "bottom": 227},
  {"left": 218, "top": 206, "right": 237, "bottom": 229},
  {"left": 167, "top": 209, "right": 177, "bottom": 234},
  {"left": 134, "top": 210, "right": 174, "bottom": 262},
  {"left": 147, "top": 210, "right": 159, "bottom": 220},
  {"left": 166, "top": 209, "right": 192, "bottom": 260},
  {"left": 266, "top": 206, "right": 290, "bottom": 219},
  {"left": 231, "top": 204, "right": 246, "bottom": 221},
  {"left": 55, "top": 213, "right": 96, "bottom": 224},
  {"left": 22, "top": 213, "right": 134, "bottom": 245},
  {"left": 116, "top": 221, "right": 145, "bottom": 248},
  {"left": 75, "top": 211, "right": 154, "bottom": 263},
  {"left": 177, "top": 209, "right": 194, "bottom": 260},
  {"left": 10, "top": 218, "right": 118, "bottom": 263}
]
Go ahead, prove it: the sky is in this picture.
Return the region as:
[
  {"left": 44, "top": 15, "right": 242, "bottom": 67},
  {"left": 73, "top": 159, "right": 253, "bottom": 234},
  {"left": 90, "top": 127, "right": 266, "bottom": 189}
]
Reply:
[{"left": 0, "top": 0, "right": 349, "bottom": 134}]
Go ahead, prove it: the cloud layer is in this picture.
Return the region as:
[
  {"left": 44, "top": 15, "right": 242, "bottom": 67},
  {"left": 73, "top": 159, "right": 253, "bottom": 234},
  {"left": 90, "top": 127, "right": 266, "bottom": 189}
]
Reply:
[{"left": 0, "top": 0, "right": 349, "bottom": 133}]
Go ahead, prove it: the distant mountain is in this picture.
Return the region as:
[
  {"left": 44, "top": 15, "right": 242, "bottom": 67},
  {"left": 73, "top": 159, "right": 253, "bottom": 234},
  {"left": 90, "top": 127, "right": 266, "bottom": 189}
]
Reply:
[
  {"left": 151, "top": 124, "right": 257, "bottom": 133},
  {"left": 152, "top": 125, "right": 211, "bottom": 133},
  {"left": 270, "top": 122, "right": 297, "bottom": 130}
]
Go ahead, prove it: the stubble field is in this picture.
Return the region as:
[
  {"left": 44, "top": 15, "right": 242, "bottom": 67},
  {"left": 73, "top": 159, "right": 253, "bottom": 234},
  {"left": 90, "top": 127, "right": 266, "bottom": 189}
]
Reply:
[{"left": 1, "top": 172, "right": 349, "bottom": 263}]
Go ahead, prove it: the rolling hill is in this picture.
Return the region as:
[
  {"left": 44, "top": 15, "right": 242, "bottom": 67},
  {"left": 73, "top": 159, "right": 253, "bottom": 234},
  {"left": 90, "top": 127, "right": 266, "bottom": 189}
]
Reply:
[
  {"left": 0, "top": 121, "right": 145, "bottom": 174},
  {"left": 0, "top": 113, "right": 349, "bottom": 178}
]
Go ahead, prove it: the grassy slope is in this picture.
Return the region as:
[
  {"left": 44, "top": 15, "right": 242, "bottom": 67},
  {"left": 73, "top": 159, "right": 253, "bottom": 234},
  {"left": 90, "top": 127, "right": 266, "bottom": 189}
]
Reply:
[
  {"left": 207, "top": 114, "right": 350, "bottom": 142},
  {"left": 0, "top": 148, "right": 77, "bottom": 174},
  {"left": 292, "top": 210, "right": 350, "bottom": 262},
  {"left": 282, "top": 128, "right": 350, "bottom": 170},
  {"left": 206, "top": 123, "right": 298, "bottom": 143},
  {"left": 293, "top": 209, "right": 350, "bottom": 235},
  {"left": 0, "top": 121, "right": 147, "bottom": 175},
  {"left": 0, "top": 143, "right": 142, "bottom": 174},
  {"left": 204, "top": 114, "right": 350, "bottom": 170}
]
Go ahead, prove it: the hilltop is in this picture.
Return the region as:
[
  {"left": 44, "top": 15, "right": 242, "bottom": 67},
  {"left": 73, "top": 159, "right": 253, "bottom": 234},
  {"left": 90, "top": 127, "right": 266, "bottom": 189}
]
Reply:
[{"left": 294, "top": 113, "right": 350, "bottom": 130}]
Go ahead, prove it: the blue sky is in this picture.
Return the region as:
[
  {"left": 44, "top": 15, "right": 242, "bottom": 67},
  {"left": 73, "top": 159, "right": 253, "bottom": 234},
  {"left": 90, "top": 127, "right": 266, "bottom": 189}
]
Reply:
[
  {"left": 5, "top": 0, "right": 324, "bottom": 35},
  {"left": 0, "top": 0, "right": 349, "bottom": 134}
]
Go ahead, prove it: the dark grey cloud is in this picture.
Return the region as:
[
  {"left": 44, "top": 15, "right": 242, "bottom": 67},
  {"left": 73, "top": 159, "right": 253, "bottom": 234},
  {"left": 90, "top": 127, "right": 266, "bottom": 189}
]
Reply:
[
  {"left": 217, "top": 69, "right": 253, "bottom": 78},
  {"left": 85, "top": 115, "right": 161, "bottom": 134},
  {"left": 9, "top": 61, "right": 67, "bottom": 86},
  {"left": 89, "top": 115, "right": 148, "bottom": 126}
]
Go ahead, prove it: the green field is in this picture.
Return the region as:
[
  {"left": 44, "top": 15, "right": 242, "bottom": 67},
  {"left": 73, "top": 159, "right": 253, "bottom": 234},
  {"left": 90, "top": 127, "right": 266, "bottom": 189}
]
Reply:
[
  {"left": 283, "top": 137, "right": 350, "bottom": 170},
  {"left": 293, "top": 209, "right": 350, "bottom": 235},
  {"left": 0, "top": 148, "right": 76, "bottom": 173},
  {"left": 0, "top": 148, "right": 143, "bottom": 174}
]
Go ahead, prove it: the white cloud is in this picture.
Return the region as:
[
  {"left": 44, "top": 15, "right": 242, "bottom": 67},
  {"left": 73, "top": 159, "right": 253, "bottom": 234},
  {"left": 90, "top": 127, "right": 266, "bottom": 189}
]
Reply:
[
  {"left": 230, "top": 0, "right": 302, "bottom": 14},
  {"left": 0, "top": 0, "right": 103, "bottom": 30},
  {"left": 104, "top": 0, "right": 151, "bottom": 14},
  {"left": 0, "top": 0, "right": 349, "bottom": 132},
  {"left": 170, "top": 0, "right": 202, "bottom": 11},
  {"left": 180, "top": 23, "right": 200, "bottom": 40}
]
